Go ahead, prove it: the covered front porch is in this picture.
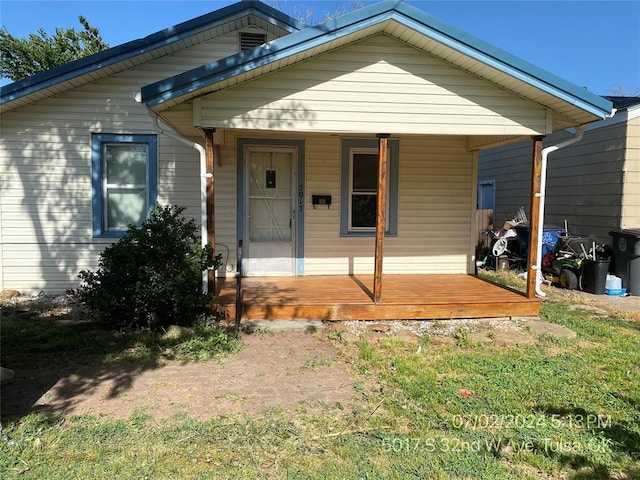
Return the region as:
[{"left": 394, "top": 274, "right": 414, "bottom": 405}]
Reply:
[
  {"left": 141, "top": 1, "right": 612, "bottom": 323},
  {"left": 215, "top": 274, "right": 541, "bottom": 321}
]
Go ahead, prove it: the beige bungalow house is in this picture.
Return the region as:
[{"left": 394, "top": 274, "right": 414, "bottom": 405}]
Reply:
[{"left": 0, "top": 1, "right": 613, "bottom": 321}]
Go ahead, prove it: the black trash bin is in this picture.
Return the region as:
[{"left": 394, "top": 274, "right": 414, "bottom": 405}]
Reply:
[
  {"left": 582, "top": 258, "right": 610, "bottom": 294},
  {"left": 609, "top": 229, "right": 640, "bottom": 295}
]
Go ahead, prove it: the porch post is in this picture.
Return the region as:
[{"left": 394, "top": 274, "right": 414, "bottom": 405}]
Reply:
[
  {"left": 526, "top": 136, "right": 544, "bottom": 298},
  {"left": 204, "top": 128, "right": 216, "bottom": 293},
  {"left": 373, "top": 134, "right": 390, "bottom": 304}
]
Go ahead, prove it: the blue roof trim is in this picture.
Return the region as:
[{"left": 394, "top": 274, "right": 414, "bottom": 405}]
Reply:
[
  {"left": 390, "top": 2, "right": 612, "bottom": 117},
  {"left": 0, "top": 1, "right": 304, "bottom": 106},
  {"left": 142, "top": 3, "right": 400, "bottom": 106},
  {"left": 142, "top": 0, "right": 611, "bottom": 119}
]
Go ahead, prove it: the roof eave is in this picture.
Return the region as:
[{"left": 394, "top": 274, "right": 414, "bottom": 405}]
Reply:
[
  {"left": 0, "top": 0, "right": 304, "bottom": 108},
  {"left": 142, "top": 1, "right": 612, "bottom": 121},
  {"left": 142, "top": 13, "right": 397, "bottom": 108},
  {"left": 393, "top": 2, "right": 612, "bottom": 119}
]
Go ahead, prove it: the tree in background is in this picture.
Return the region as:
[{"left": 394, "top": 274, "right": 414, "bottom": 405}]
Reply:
[
  {"left": 268, "top": 0, "right": 371, "bottom": 25},
  {"left": 0, "top": 2, "right": 370, "bottom": 82},
  {"left": 610, "top": 83, "right": 640, "bottom": 97},
  {"left": 0, "top": 16, "right": 108, "bottom": 81}
]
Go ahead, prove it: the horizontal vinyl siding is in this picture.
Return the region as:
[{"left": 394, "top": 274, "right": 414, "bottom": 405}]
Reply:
[
  {"left": 199, "top": 35, "right": 547, "bottom": 136},
  {"left": 301, "top": 134, "right": 343, "bottom": 273},
  {"left": 479, "top": 122, "right": 627, "bottom": 243},
  {"left": 217, "top": 131, "right": 473, "bottom": 277},
  {"left": 622, "top": 116, "right": 640, "bottom": 228},
  {"left": 0, "top": 28, "right": 270, "bottom": 294},
  {"left": 1, "top": 243, "right": 109, "bottom": 293},
  {"left": 211, "top": 137, "right": 237, "bottom": 277},
  {"left": 304, "top": 134, "right": 473, "bottom": 275}
]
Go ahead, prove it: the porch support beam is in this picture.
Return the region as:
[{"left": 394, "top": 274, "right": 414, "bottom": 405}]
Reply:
[
  {"left": 526, "top": 136, "right": 544, "bottom": 299},
  {"left": 204, "top": 128, "right": 216, "bottom": 293},
  {"left": 374, "top": 134, "right": 390, "bottom": 304}
]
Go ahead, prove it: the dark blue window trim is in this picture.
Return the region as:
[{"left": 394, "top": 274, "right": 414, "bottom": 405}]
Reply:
[
  {"left": 237, "top": 138, "right": 305, "bottom": 275},
  {"left": 340, "top": 139, "right": 398, "bottom": 237},
  {"left": 91, "top": 133, "right": 158, "bottom": 238}
]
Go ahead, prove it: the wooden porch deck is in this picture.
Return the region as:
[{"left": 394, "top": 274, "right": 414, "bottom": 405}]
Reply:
[{"left": 215, "top": 274, "right": 540, "bottom": 321}]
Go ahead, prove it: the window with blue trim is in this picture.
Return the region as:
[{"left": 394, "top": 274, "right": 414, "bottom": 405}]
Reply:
[
  {"left": 340, "top": 139, "right": 399, "bottom": 237},
  {"left": 91, "top": 134, "right": 158, "bottom": 237}
]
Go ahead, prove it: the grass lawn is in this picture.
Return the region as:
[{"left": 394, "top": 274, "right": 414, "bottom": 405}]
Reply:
[{"left": 1, "top": 299, "right": 639, "bottom": 479}]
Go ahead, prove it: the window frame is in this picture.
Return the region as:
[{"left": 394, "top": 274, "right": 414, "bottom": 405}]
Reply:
[
  {"left": 340, "top": 139, "right": 399, "bottom": 237},
  {"left": 477, "top": 179, "right": 496, "bottom": 211},
  {"left": 91, "top": 133, "right": 158, "bottom": 238},
  {"left": 348, "top": 148, "right": 390, "bottom": 232}
]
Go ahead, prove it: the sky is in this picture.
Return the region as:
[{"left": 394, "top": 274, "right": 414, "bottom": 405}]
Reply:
[{"left": 0, "top": 0, "right": 639, "bottom": 95}]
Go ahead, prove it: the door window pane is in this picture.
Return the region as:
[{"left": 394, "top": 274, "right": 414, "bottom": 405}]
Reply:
[
  {"left": 249, "top": 198, "right": 291, "bottom": 241},
  {"left": 248, "top": 151, "right": 292, "bottom": 242}
]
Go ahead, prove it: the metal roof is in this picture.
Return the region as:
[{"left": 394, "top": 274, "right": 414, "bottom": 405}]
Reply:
[
  {"left": 604, "top": 96, "right": 640, "bottom": 111},
  {"left": 0, "top": 1, "right": 304, "bottom": 111},
  {"left": 141, "top": 1, "right": 613, "bottom": 125}
]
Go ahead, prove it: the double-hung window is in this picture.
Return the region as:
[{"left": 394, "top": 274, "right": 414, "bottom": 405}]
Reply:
[
  {"left": 92, "top": 134, "right": 158, "bottom": 237},
  {"left": 340, "top": 139, "right": 399, "bottom": 236},
  {"left": 350, "top": 150, "right": 385, "bottom": 230}
]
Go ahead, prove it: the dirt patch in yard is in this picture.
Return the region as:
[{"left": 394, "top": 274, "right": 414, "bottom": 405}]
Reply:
[
  {"left": 2, "top": 330, "right": 358, "bottom": 420},
  {"left": 6, "top": 288, "right": 624, "bottom": 422},
  {"left": 2, "top": 314, "right": 582, "bottom": 421},
  {"left": 546, "top": 285, "right": 640, "bottom": 319}
]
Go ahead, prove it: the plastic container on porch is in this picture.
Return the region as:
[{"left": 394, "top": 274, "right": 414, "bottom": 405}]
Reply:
[
  {"left": 609, "top": 229, "right": 640, "bottom": 295},
  {"left": 581, "top": 258, "right": 610, "bottom": 295}
]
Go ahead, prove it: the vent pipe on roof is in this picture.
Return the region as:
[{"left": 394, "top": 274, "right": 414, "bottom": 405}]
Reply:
[{"left": 534, "top": 125, "right": 585, "bottom": 297}]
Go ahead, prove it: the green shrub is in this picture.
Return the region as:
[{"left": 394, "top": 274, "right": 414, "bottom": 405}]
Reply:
[{"left": 78, "top": 204, "right": 221, "bottom": 331}]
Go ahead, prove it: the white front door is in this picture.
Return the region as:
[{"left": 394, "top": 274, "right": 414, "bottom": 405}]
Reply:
[{"left": 244, "top": 146, "right": 297, "bottom": 276}]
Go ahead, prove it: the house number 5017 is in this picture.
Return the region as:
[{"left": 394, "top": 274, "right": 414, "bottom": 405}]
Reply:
[{"left": 298, "top": 185, "right": 304, "bottom": 212}]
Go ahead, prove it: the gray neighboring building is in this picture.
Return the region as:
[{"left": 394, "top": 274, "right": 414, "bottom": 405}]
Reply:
[{"left": 479, "top": 97, "right": 640, "bottom": 244}]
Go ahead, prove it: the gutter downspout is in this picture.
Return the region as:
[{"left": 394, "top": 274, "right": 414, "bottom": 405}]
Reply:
[
  {"left": 534, "top": 126, "right": 585, "bottom": 297},
  {"left": 145, "top": 110, "right": 210, "bottom": 294}
]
